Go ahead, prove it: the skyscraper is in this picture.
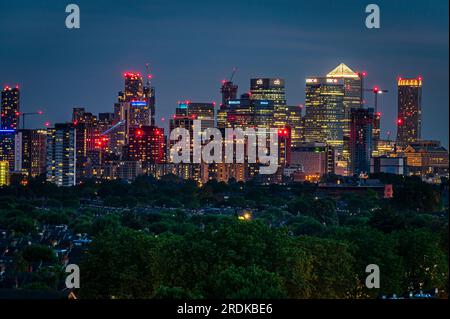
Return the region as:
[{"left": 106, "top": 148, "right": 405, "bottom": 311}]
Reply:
[
  {"left": 14, "top": 129, "right": 47, "bottom": 177},
  {"left": 126, "top": 126, "right": 166, "bottom": 164},
  {"left": 397, "top": 76, "right": 422, "bottom": 147},
  {"left": 349, "top": 108, "right": 374, "bottom": 175},
  {"left": 303, "top": 77, "right": 345, "bottom": 150},
  {"left": 169, "top": 101, "right": 215, "bottom": 163},
  {"left": 326, "top": 63, "right": 363, "bottom": 175},
  {"left": 122, "top": 72, "right": 155, "bottom": 127},
  {"left": 110, "top": 72, "right": 156, "bottom": 154},
  {"left": 46, "top": 123, "right": 77, "bottom": 187},
  {"left": 72, "top": 107, "right": 99, "bottom": 180},
  {"left": 225, "top": 93, "right": 274, "bottom": 129},
  {"left": 1, "top": 85, "right": 20, "bottom": 130},
  {"left": 221, "top": 80, "right": 238, "bottom": 108},
  {"left": 286, "top": 105, "right": 303, "bottom": 147},
  {"left": 218, "top": 79, "right": 237, "bottom": 129},
  {"left": 250, "top": 78, "right": 286, "bottom": 127},
  {"left": 123, "top": 72, "right": 144, "bottom": 102},
  {"left": 0, "top": 129, "right": 15, "bottom": 171}
]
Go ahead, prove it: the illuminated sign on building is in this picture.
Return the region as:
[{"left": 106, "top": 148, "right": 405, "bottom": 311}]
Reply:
[{"left": 130, "top": 101, "right": 147, "bottom": 107}]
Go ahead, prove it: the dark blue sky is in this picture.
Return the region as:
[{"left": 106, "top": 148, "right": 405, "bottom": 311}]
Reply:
[{"left": 0, "top": 0, "right": 448, "bottom": 146}]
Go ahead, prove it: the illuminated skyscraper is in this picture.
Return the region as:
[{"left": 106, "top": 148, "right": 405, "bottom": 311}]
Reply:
[
  {"left": 14, "top": 129, "right": 47, "bottom": 177},
  {"left": 126, "top": 126, "right": 166, "bottom": 164},
  {"left": 121, "top": 72, "right": 155, "bottom": 127},
  {"left": 326, "top": 63, "right": 363, "bottom": 175},
  {"left": 250, "top": 78, "right": 286, "bottom": 127},
  {"left": 397, "top": 76, "right": 422, "bottom": 147},
  {"left": 169, "top": 101, "right": 215, "bottom": 164},
  {"left": 73, "top": 108, "right": 100, "bottom": 180},
  {"left": 349, "top": 108, "right": 374, "bottom": 175},
  {"left": 0, "top": 160, "right": 9, "bottom": 186},
  {"left": 0, "top": 129, "right": 15, "bottom": 171},
  {"left": 1, "top": 86, "right": 20, "bottom": 130},
  {"left": 123, "top": 72, "right": 144, "bottom": 102},
  {"left": 226, "top": 93, "right": 274, "bottom": 129},
  {"left": 46, "top": 123, "right": 77, "bottom": 187},
  {"left": 286, "top": 105, "right": 303, "bottom": 147},
  {"left": 185, "top": 102, "right": 215, "bottom": 120},
  {"left": 109, "top": 72, "right": 155, "bottom": 155},
  {"left": 326, "top": 63, "right": 363, "bottom": 114},
  {"left": 303, "top": 77, "right": 345, "bottom": 149}
]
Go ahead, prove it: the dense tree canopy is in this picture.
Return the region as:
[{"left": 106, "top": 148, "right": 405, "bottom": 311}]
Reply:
[{"left": 0, "top": 174, "right": 448, "bottom": 298}]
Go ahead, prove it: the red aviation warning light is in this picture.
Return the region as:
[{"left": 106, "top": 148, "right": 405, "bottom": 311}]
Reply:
[
  {"left": 397, "top": 118, "right": 403, "bottom": 125},
  {"left": 95, "top": 136, "right": 109, "bottom": 149},
  {"left": 373, "top": 86, "right": 379, "bottom": 93},
  {"left": 136, "top": 129, "right": 144, "bottom": 137},
  {"left": 123, "top": 72, "right": 142, "bottom": 78}
]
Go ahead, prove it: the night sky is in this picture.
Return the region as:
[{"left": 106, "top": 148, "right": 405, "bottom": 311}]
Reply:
[{"left": 0, "top": 0, "right": 448, "bottom": 147}]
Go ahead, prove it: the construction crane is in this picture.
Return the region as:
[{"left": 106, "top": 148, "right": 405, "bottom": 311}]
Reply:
[
  {"left": 100, "top": 120, "right": 125, "bottom": 136},
  {"left": 145, "top": 63, "right": 153, "bottom": 86},
  {"left": 363, "top": 86, "right": 389, "bottom": 114},
  {"left": 229, "top": 67, "right": 237, "bottom": 82},
  {"left": 363, "top": 86, "right": 388, "bottom": 150},
  {"left": 19, "top": 110, "right": 43, "bottom": 129}
]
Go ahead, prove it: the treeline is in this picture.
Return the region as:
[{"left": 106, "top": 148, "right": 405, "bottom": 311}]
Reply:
[
  {"left": 79, "top": 214, "right": 448, "bottom": 299},
  {"left": 0, "top": 174, "right": 448, "bottom": 298}
]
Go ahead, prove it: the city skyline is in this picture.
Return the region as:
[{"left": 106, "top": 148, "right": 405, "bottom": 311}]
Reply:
[{"left": 0, "top": 0, "right": 448, "bottom": 147}]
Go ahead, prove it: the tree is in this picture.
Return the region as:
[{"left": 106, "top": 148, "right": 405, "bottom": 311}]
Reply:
[
  {"left": 211, "top": 265, "right": 287, "bottom": 299},
  {"left": 288, "top": 216, "right": 325, "bottom": 236},
  {"left": 392, "top": 229, "right": 448, "bottom": 291},
  {"left": 295, "top": 236, "right": 356, "bottom": 298},
  {"left": 80, "top": 228, "right": 156, "bottom": 299},
  {"left": 22, "top": 245, "right": 57, "bottom": 263},
  {"left": 330, "top": 226, "right": 404, "bottom": 297},
  {"left": 309, "top": 198, "right": 338, "bottom": 226},
  {"left": 368, "top": 207, "right": 406, "bottom": 233}
]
